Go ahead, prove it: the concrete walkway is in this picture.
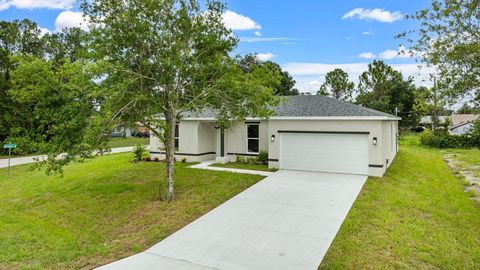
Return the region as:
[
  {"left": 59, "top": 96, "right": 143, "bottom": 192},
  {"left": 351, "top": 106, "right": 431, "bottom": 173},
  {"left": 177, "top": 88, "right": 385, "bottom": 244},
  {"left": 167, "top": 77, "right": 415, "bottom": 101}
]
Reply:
[
  {"left": 189, "top": 160, "right": 274, "bottom": 177},
  {"left": 0, "top": 147, "right": 134, "bottom": 168},
  {"left": 98, "top": 170, "right": 367, "bottom": 270}
]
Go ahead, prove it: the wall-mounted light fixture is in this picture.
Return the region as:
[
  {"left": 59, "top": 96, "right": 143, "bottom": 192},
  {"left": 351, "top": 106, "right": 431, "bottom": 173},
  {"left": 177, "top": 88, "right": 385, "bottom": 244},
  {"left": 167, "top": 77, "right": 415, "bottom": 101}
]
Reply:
[
  {"left": 270, "top": 135, "right": 276, "bottom": 142},
  {"left": 373, "top": 137, "right": 378, "bottom": 145}
]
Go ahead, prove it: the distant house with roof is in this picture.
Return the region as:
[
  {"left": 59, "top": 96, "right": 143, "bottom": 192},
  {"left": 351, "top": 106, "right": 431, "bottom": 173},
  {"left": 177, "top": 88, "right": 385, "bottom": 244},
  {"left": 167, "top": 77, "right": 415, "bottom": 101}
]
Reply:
[{"left": 449, "top": 114, "right": 479, "bottom": 135}]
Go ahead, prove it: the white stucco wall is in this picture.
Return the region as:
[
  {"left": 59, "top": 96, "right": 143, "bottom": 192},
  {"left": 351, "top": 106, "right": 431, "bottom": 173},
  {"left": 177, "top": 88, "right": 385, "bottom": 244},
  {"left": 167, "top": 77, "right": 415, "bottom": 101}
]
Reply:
[
  {"left": 267, "top": 119, "right": 395, "bottom": 177},
  {"left": 150, "top": 118, "right": 399, "bottom": 175},
  {"left": 150, "top": 121, "right": 216, "bottom": 162},
  {"left": 223, "top": 121, "right": 269, "bottom": 156}
]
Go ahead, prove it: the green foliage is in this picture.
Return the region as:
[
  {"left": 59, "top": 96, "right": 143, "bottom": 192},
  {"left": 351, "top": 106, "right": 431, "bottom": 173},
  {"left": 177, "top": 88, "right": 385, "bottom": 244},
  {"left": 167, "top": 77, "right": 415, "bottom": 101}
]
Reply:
[
  {"left": 237, "top": 54, "right": 298, "bottom": 96},
  {"left": 3, "top": 55, "right": 104, "bottom": 170},
  {"left": 235, "top": 155, "right": 245, "bottom": 163},
  {"left": 401, "top": 0, "right": 480, "bottom": 102},
  {"left": 420, "top": 130, "right": 477, "bottom": 149},
  {"left": 318, "top": 68, "right": 354, "bottom": 101},
  {"left": 355, "top": 60, "right": 426, "bottom": 127},
  {"left": 133, "top": 144, "right": 146, "bottom": 162},
  {"left": 257, "top": 150, "right": 268, "bottom": 165},
  {"left": 82, "top": 0, "right": 281, "bottom": 199}
]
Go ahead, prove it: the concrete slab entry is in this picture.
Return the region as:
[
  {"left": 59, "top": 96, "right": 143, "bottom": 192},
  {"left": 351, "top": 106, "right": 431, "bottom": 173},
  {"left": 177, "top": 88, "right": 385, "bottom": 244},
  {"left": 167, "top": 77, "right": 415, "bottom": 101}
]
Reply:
[{"left": 97, "top": 170, "right": 367, "bottom": 270}]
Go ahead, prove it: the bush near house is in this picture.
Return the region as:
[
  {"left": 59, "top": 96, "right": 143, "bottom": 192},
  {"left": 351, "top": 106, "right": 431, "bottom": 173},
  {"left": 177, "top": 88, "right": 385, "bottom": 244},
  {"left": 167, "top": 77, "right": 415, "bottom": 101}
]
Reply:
[{"left": 420, "top": 120, "right": 480, "bottom": 148}]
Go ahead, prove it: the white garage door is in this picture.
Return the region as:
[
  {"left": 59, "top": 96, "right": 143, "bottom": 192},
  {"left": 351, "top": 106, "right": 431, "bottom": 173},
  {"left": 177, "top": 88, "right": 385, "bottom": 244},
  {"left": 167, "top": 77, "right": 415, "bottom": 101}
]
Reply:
[{"left": 279, "top": 132, "right": 369, "bottom": 175}]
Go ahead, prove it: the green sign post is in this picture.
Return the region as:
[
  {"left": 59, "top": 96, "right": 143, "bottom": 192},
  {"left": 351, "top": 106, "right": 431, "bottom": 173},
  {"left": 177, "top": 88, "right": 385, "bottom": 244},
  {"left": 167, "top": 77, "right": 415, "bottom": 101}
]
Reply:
[{"left": 3, "top": 143, "right": 16, "bottom": 178}]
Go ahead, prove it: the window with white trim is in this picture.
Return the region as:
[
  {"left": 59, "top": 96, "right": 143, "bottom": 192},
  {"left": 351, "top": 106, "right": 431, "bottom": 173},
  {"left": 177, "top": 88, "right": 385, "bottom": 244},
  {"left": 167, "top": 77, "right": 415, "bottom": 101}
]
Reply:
[
  {"left": 174, "top": 123, "right": 179, "bottom": 151},
  {"left": 247, "top": 124, "right": 259, "bottom": 153}
]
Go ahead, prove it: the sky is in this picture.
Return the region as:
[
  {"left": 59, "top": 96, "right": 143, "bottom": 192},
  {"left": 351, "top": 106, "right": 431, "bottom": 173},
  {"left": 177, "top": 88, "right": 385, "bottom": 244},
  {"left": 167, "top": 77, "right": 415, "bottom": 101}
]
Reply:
[{"left": 0, "top": 0, "right": 435, "bottom": 94}]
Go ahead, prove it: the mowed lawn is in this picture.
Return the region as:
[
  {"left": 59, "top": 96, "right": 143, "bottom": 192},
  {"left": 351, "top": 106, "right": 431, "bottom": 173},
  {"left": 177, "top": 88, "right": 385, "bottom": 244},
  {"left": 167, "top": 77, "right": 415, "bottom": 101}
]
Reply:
[
  {"left": 0, "top": 154, "right": 263, "bottom": 269},
  {"left": 320, "top": 135, "right": 480, "bottom": 269},
  {"left": 107, "top": 137, "right": 149, "bottom": 148}
]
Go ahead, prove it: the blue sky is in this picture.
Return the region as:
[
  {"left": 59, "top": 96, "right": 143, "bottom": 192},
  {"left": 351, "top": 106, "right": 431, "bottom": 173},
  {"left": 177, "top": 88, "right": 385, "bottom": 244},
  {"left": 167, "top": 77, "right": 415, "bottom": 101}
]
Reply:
[{"left": 0, "top": 0, "right": 434, "bottom": 93}]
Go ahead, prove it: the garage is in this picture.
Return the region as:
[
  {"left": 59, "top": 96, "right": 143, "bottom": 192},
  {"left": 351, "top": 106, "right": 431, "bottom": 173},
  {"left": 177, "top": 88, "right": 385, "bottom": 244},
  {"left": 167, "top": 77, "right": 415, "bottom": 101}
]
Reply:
[{"left": 279, "top": 131, "right": 369, "bottom": 175}]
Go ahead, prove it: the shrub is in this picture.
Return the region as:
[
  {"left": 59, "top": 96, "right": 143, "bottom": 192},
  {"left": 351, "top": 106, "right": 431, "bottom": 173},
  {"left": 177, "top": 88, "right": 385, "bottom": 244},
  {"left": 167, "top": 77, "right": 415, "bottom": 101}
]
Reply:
[
  {"left": 247, "top": 157, "right": 257, "bottom": 165},
  {"left": 154, "top": 157, "right": 160, "bottom": 162},
  {"left": 257, "top": 150, "right": 268, "bottom": 165},
  {"left": 181, "top": 158, "right": 187, "bottom": 163},
  {"left": 133, "top": 144, "right": 146, "bottom": 161},
  {"left": 420, "top": 130, "right": 476, "bottom": 148},
  {"left": 236, "top": 155, "right": 245, "bottom": 163}
]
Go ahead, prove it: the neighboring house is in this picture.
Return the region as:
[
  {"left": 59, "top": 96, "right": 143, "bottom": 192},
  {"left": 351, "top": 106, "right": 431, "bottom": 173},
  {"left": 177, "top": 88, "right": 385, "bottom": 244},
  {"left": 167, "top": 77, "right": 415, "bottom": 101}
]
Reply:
[
  {"left": 112, "top": 122, "right": 150, "bottom": 137},
  {"left": 449, "top": 122, "right": 475, "bottom": 135},
  {"left": 449, "top": 114, "right": 479, "bottom": 135},
  {"left": 420, "top": 116, "right": 448, "bottom": 128},
  {"left": 150, "top": 95, "right": 400, "bottom": 177},
  {"left": 111, "top": 125, "right": 133, "bottom": 137}
]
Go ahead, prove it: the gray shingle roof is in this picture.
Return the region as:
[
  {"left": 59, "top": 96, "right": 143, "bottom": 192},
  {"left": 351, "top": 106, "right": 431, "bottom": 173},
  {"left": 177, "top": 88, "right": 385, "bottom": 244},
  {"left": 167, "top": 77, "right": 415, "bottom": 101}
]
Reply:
[
  {"left": 180, "top": 95, "right": 398, "bottom": 119},
  {"left": 274, "top": 95, "right": 397, "bottom": 118}
]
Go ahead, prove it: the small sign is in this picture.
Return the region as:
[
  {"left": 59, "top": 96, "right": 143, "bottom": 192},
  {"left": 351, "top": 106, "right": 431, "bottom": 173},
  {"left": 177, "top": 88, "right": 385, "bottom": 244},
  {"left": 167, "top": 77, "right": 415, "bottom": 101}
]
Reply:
[{"left": 3, "top": 143, "right": 16, "bottom": 149}]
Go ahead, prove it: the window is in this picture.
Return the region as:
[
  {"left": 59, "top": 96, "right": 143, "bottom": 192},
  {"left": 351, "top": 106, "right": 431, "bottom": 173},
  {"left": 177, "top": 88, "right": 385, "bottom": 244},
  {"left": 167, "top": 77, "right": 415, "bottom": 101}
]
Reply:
[
  {"left": 174, "top": 123, "right": 179, "bottom": 151},
  {"left": 247, "top": 124, "right": 259, "bottom": 153}
]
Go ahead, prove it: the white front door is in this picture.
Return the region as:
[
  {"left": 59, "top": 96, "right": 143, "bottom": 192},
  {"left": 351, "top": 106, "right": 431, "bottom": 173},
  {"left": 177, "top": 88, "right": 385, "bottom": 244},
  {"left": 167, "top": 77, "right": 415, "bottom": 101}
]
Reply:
[{"left": 279, "top": 132, "right": 369, "bottom": 175}]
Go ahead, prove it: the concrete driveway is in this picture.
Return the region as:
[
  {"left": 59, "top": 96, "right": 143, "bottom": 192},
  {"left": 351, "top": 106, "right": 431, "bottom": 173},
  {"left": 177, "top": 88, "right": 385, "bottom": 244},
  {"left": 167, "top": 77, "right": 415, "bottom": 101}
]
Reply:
[{"left": 98, "top": 170, "right": 367, "bottom": 270}]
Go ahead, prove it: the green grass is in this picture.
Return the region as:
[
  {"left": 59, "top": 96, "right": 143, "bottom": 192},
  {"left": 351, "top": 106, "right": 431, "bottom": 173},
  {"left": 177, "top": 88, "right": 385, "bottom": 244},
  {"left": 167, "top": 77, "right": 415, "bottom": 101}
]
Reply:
[
  {"left": 210, "top": 162, "right": 277, "bottom": 172},
  {"left": 107, "top": 137, "right": 149, "bottom": 148},
  {"left": 319, "top": 134, "right": 480, "bottom": 269},
  {"left": 0, "top": 154, "right": 263, "bottom": 269},
  {"left": 0, "top": 138, "right": 148, "bottom": 159}
]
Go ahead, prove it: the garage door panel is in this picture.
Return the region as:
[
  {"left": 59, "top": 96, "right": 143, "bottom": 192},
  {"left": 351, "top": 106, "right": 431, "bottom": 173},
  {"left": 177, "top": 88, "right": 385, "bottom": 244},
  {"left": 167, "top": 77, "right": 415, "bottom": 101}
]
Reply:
[{"left": 279, "top": 133, "right": 368, "bottom": 175}]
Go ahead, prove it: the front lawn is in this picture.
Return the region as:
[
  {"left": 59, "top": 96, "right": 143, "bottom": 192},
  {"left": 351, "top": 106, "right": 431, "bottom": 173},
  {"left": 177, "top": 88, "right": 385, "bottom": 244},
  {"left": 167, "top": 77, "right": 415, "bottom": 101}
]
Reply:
[
  {"left": 210, "top": 162, "right": 277, "bottom": 172},
  {"left": 0, "top": 154, "right": 263, "bottom": 269},
  {"left": 107, "top": 137, "right": 149, "bottom": 148},
  {"left": 319, "top": 135, "right": 480, "bottom": 269}
]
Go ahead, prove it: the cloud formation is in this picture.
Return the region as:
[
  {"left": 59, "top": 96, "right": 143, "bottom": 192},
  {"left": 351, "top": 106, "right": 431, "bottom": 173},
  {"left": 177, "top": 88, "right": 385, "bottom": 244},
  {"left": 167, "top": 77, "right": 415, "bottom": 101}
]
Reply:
[
  {"left": 255, "top": 53, "right": 275, "bottom": 61},
  {"left": 342, "top": 8, "right": 402, "bottom": 23},
  {"left": 283, "top": 62, "right": 435, "bottom": 93},
  {"left": 222, "top": 10, "right": 260, "bottom": 31},
  {"left": 0, "top": 0, "right": 74, "bottom": 11},
  {"left": 55, "top": 10, "right": 89, "bottom": 32},
  {"left": 358, "top": 52, "right": 376, "bottom": 59}
]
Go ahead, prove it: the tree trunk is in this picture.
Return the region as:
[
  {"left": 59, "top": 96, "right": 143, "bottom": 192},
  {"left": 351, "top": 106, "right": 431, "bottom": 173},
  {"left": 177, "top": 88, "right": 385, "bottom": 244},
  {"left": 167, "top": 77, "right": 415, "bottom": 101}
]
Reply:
[{"left": 165, "top": 111, "right": 176, "bottom": 202}]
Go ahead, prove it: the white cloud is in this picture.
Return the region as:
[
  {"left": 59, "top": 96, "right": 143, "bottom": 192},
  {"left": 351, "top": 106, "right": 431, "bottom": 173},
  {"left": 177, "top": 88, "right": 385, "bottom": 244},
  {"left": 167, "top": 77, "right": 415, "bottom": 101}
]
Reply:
[
  {"left": 379, "top": 46, "right": 412, "bottom": 60},
  {"left": 0, "top": 0, "right": 74, "bottom": 11},
  {"left": 39, "top": 27, "right": 52, "bottom": 36},
  {"left": 256, "top": 53, "right": 274, "bottom": 61},
  {"left": 55, "top": 10, "right": 89, "bottom": 32},
  {"left": 222, "top": 10, "right": 260, "bottom": 31},
  {"left": 240, "top": 37, "right": 297, "bottom": 43},
  {"left": 362, "top": 31, "right": 374, "bottom": 35},
  {"left": 358, "top": 52, "right": 376, "bottom": 59},
  {"left": 283, "top": 62, "right": 436, "bottom": 94},
  {"left": 254, "top": 31, "right": 262, "bottom": 37},
  {"left": 342, "top": 8, "right": 402, "bottom": 23}
]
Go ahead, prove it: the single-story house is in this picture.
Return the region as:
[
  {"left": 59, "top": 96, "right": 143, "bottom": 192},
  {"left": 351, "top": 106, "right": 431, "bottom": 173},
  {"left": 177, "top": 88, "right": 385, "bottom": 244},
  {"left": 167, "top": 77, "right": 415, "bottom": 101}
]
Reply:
[
  {"left": 449, "top": 113, "right": 479, "bottom": 135},
  {"left": 420, "top": 116, "right": 449, "bottom": 127},
  {"left": 150, "top": 95, "right": 400, "bottom": 177}
]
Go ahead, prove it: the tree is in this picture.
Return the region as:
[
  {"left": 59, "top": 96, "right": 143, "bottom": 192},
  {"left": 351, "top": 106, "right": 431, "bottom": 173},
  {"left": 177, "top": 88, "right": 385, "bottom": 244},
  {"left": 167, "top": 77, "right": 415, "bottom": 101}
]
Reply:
[
  {"left": 82, "top": 0, "right": 279, "bottom": 201},
  {"left": 237, "top": 54, "right": 298, "bottom": 95},
  {"left": 401, "top": 0, "right": 480, "bottom": 102},
  {"left": 7, "top": 55, "right": 102, "bottom": 170},
  {"left": 317, "top": 68, "right": 354, "bottom": 101},
  {"left": 355, "top": 61, "right": 424, "bottom": 127},
  {"left": 0, "top": 19, "right": 47, "bottom": 147}
]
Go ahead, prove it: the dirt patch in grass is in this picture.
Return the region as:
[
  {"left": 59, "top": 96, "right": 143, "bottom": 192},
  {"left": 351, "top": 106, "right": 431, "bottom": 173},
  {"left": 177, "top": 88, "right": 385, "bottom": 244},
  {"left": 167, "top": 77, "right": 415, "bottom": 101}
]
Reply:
[{"left": 444, "top": 153, "right": 480, "bottom": 202}]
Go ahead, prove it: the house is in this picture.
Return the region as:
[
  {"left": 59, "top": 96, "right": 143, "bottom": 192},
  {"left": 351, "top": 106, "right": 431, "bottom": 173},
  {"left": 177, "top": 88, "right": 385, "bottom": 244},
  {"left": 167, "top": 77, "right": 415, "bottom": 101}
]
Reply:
[
  {"left": 420, "top": 116, "right": 449, "bottom": 127},
  {"left": 449, "top": 114, "right": 479, "bottom": 135},
  {"left": 150, "top": 95, "right": 400, "bottom": 177}
]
